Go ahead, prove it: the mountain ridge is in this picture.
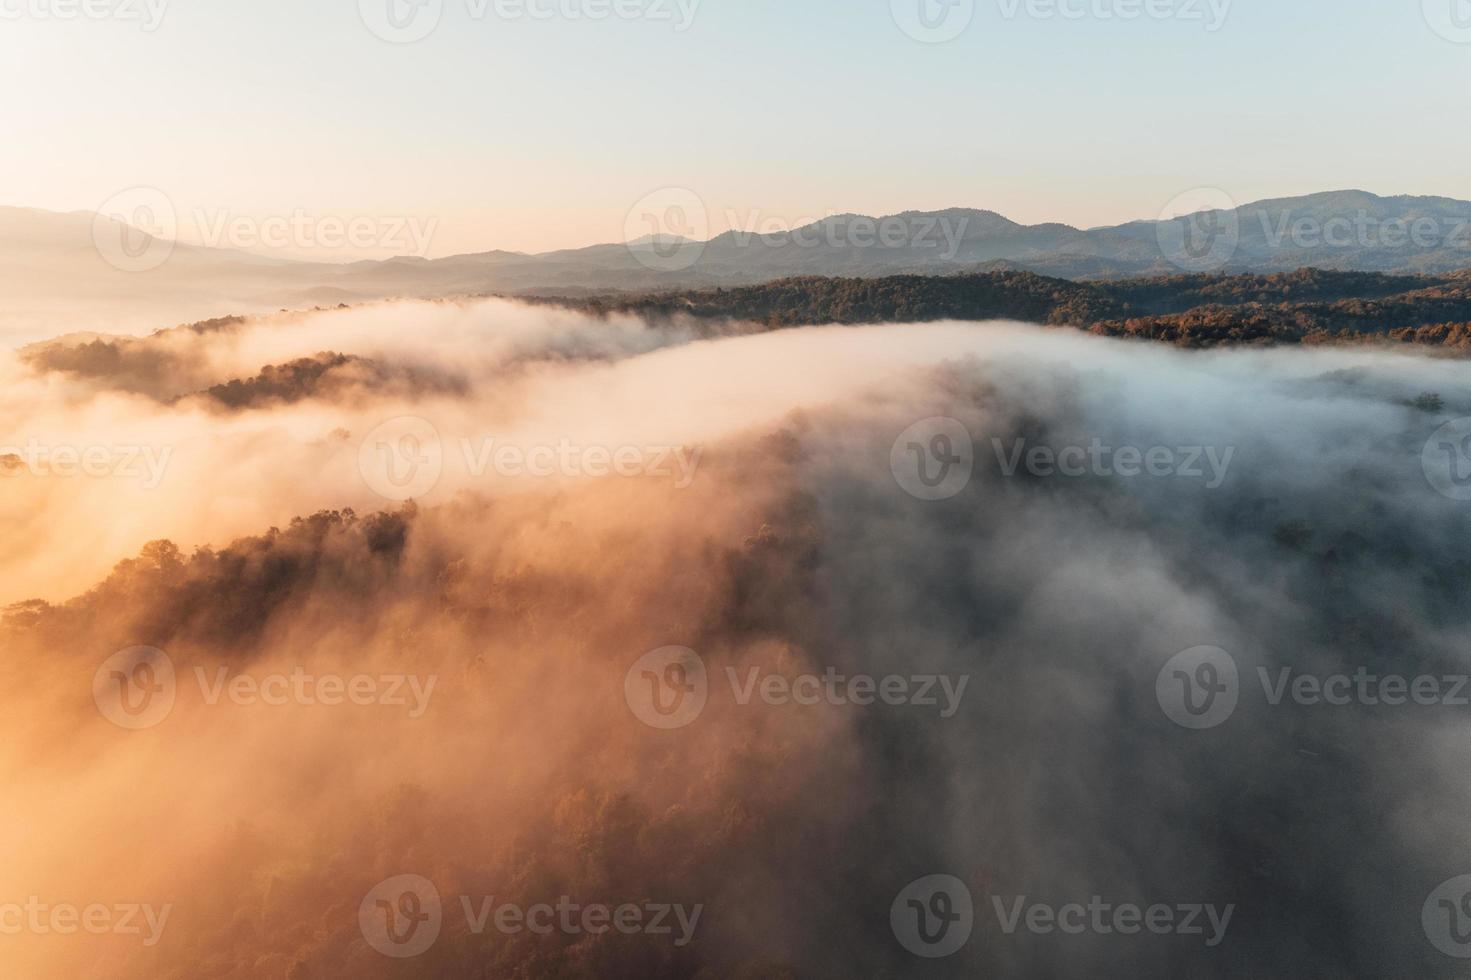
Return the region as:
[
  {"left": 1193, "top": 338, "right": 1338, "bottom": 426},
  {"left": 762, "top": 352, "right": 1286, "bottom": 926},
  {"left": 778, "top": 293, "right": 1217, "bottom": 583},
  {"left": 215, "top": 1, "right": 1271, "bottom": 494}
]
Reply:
[{"left": 5, "top": 190, "right": 1471, "bottom": 344}]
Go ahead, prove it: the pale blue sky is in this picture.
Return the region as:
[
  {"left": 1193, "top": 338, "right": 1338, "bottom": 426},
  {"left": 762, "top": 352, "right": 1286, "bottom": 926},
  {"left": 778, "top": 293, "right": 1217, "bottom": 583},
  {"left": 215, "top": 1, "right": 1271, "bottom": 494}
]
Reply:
[{"left": 3, "top": 0, "right": 1468, "bottom": 256}]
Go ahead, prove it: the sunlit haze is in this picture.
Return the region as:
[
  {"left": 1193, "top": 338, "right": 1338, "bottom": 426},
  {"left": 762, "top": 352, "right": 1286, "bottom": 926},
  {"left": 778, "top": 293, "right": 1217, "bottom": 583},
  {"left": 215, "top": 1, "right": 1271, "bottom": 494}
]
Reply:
[{"left": 3, "top": 0, "right": 1470, "bottom": 257}]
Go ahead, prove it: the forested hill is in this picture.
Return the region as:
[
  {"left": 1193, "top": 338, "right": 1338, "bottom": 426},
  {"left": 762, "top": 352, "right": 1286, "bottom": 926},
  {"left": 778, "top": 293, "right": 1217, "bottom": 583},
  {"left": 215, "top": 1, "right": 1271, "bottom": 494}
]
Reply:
[{"left": 534, "top": 269, "right": 1471, "bottom": 350}]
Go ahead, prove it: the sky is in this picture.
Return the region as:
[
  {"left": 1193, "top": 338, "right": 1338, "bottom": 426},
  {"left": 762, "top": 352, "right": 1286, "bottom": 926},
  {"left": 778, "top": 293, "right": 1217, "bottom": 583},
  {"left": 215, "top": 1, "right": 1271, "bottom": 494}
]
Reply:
[{"left": 2, "top": 0, "right": 1470, "bottom": 259}]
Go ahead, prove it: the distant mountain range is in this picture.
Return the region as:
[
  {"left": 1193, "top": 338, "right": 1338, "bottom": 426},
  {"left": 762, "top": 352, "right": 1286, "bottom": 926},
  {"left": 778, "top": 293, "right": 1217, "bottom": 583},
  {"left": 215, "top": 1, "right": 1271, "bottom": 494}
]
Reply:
[{"left": 4, "top": 190, "right": 1471, "bottom": 344}]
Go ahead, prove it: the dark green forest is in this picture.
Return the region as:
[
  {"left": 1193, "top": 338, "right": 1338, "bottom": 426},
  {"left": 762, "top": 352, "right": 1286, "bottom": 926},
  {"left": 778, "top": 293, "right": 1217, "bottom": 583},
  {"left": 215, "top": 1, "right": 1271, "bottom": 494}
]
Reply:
[{"left": 533, "top": 268, "right": 1471, "bottom": 351}]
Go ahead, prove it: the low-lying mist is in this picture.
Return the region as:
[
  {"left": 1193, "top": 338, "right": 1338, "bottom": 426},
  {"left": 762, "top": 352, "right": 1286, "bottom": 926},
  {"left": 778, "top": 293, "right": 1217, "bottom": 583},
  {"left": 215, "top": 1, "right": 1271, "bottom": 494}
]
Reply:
[{"left": 3, "top": 298, "right": 1470, "bottom": 978}]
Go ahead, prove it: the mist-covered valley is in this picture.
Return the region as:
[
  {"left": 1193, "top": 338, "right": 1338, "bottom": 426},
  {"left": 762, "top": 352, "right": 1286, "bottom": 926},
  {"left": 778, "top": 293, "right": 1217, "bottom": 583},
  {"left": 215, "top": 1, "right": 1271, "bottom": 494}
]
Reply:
[{"left": 4, "top": 299, "right": 1470, "bottom": 977}]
